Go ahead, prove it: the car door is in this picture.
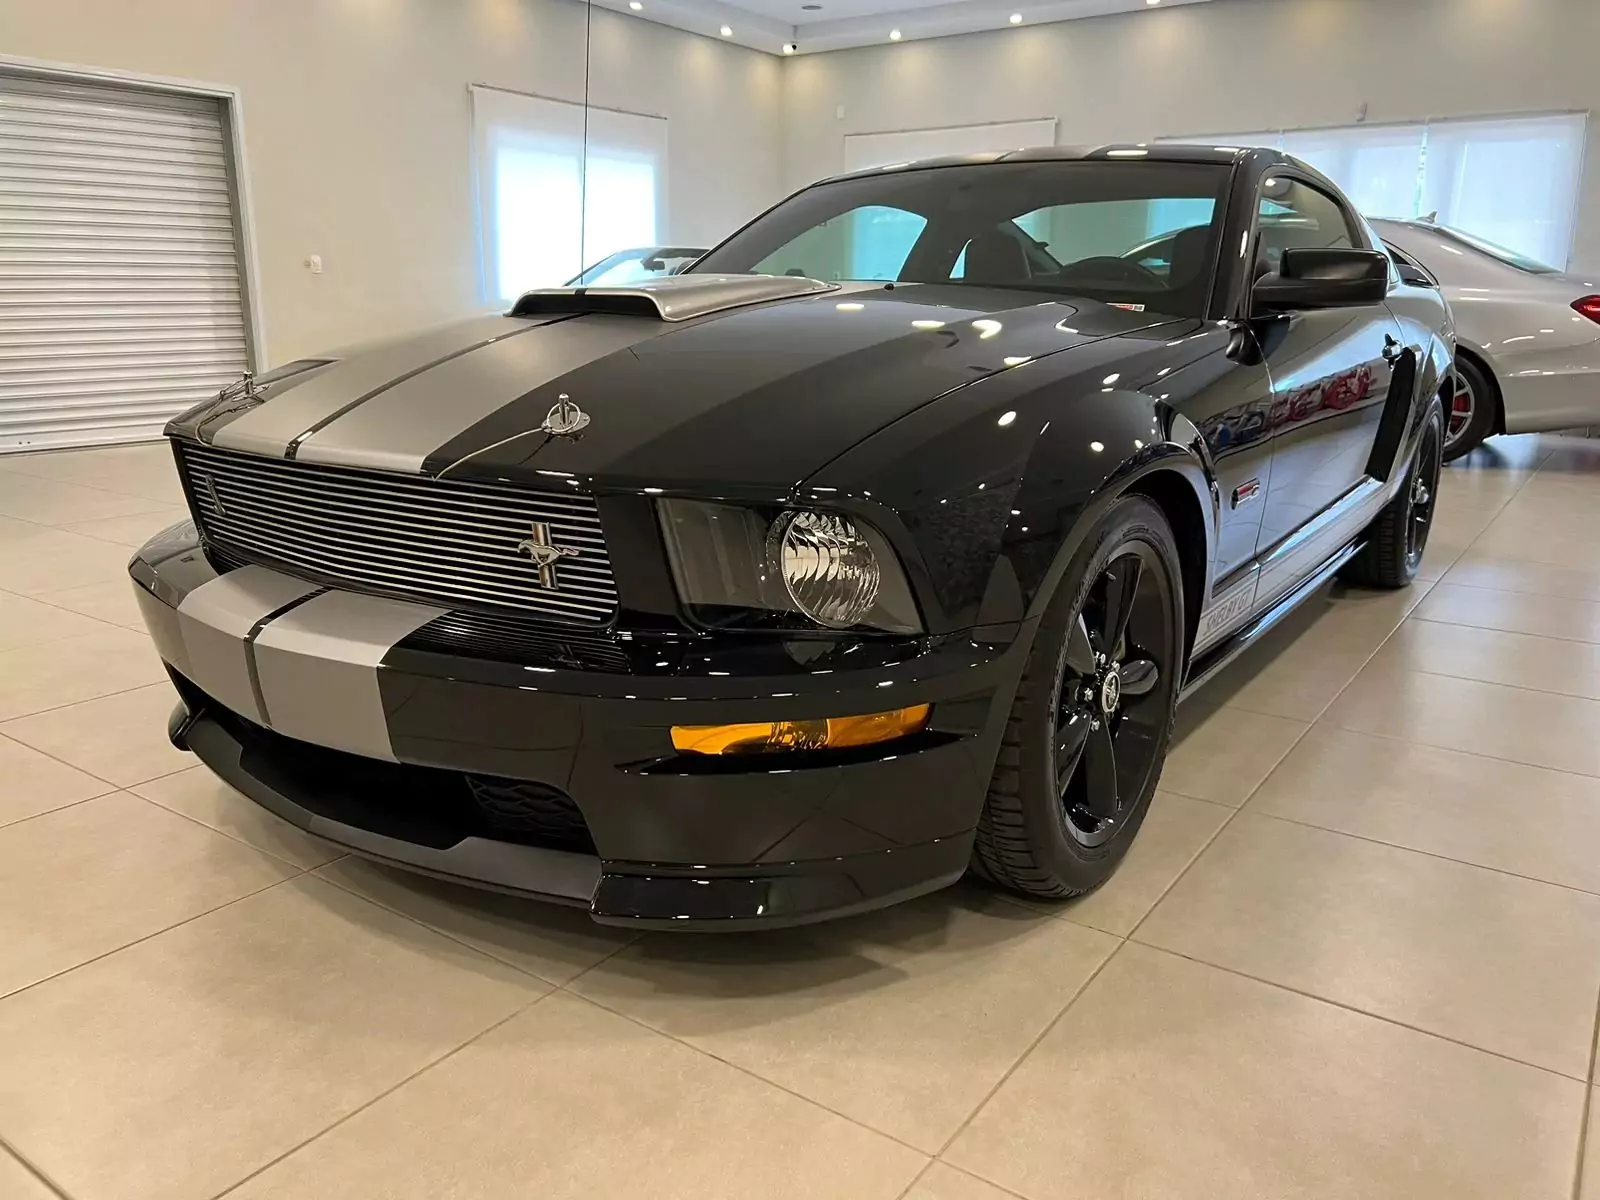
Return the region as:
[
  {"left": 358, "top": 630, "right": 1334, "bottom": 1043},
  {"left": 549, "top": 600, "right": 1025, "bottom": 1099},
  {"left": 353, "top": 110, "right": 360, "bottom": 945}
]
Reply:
[{"left": 1248, "top": 174, "right": 1402, "bottom": 599}]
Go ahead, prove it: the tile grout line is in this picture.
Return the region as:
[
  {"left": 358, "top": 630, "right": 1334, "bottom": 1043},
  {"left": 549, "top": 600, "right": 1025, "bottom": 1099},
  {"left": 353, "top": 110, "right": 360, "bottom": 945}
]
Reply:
[
  {"left": 553, "top": 984, "right": 937, "bottom": 1161},
  {"left": 0, "top": 868, "right": 307, "bottom": 1007},
  {"left": 0, "top": 1131, "right": 72, "bottom": 1200},
  {"left": 894, "top": 1158, "right": 1036, "bottom": 1200},
  {"left": 128, "top": 788, "right": 341, "bottom": 875},
  {"left": 927, "top": 937, "right": 1129, "bottom": 1165},
  {"left": 0, "top": 718, "right": 193, "bottom": 799},
  {"left": 0, "top": 676, "right": 174, "bottom": 729},
  {"left": 1409, "top": 612, "right": 1600, "bottom": 650},
  {"left": 206, "top": 992, "right": 560, "bottom": 1200},
  {"left": 1241, "top": 806, "right": 1600, "bottom": 902},
  {"left": 0, "top": 792, "right": 107, "bottom": 835},
  {"left": 1129, "top": 939, "right": 1594, "bottom": 1084},
  {"left": 1572, "top": 965, "right": 1600, "bottom": 1200},
  {"left": 308, "top": 862, "right": 642, "bottom": 991},
  {"left": 1313, "top": 709, "right": 1600, "bottom": 779}
]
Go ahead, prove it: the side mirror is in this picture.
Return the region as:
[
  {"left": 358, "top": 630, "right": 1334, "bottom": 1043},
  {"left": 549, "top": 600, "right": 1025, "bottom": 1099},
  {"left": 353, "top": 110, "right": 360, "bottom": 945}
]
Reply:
[{"left": 1253, "top": 247, "right": 1390, "bottom": 314}]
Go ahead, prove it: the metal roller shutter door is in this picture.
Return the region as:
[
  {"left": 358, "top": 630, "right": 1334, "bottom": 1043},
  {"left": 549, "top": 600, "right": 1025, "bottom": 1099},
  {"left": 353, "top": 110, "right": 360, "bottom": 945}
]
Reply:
[{"left": 0, "top": 73, "right": 249, "bottom": 451}]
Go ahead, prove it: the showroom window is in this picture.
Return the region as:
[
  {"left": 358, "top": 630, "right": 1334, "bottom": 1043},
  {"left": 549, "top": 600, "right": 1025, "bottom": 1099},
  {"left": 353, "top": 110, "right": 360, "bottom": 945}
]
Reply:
[
  {"left": 470, "top": 86, "right": 666, "bottom": 301},
  {"left": 1161, "top": 113, "right": 1588, "bottom": 267}
]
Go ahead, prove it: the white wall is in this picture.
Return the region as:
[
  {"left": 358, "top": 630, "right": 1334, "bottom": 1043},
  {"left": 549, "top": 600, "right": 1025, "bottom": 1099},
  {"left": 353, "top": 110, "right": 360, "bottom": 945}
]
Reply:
[
  {"left": 2, "top": 0, "right": 784, "bottom": 363},
  {"left": 780, "top": 0, "right": 1600, "bottom": 269}
]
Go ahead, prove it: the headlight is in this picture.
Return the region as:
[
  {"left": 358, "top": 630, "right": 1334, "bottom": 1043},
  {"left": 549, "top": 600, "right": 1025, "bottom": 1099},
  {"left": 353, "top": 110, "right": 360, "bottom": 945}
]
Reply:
[
  {"left": 658, "top": 500, "right": 921, "bottom": 633},
  {"left": 770, "top": 510, "right": 880, "bottom": 628}
]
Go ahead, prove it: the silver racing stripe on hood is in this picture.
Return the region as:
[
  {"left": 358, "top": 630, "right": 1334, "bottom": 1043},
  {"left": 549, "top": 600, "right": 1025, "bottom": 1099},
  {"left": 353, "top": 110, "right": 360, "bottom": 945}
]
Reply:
[
  {"left": 209, "top": 313, "right": 529, "bottom": 458},
  {"left": 293, "top": 313, "right": 672, "bottom": 474}
]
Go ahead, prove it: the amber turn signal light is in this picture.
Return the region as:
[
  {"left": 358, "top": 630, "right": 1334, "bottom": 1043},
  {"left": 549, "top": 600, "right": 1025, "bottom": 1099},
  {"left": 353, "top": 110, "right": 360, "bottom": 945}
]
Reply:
[{"left": 671, "top": 704, "right": 931, "bottom": 755}]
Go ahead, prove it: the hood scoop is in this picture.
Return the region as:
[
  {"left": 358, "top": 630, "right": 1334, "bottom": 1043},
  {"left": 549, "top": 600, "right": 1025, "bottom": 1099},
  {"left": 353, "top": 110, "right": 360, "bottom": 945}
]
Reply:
[{"left": 510, "top": 273, "right": 837, "bottom": 323}]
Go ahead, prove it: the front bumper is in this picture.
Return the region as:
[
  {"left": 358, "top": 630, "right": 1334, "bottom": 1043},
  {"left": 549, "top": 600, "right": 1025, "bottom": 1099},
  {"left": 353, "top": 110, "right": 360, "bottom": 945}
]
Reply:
[{"left": 132, "top": 524, "right": 1025, "bottom": 929}]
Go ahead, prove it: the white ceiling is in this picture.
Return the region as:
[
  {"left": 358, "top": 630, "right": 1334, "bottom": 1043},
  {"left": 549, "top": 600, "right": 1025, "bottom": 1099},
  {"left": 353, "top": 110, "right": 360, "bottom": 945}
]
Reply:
[{"left": 591, "top": 0, "right": 1213, "bottom": 55}]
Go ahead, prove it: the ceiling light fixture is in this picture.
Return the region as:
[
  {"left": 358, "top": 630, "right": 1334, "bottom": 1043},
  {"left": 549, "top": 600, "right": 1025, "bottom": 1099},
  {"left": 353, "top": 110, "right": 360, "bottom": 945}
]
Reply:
[
  {"left": 782, "top": 41, "right": 797, "bottom": 52},
  {"left": 1146, "top": 0, "right": 1161, "bottom": 5},
  {"left": 1009, "top": 11, "right": 1022, "bottom": 22},
  {"left": 629, "top": 1, "right": 642, "bottom": 8},
  {"left": 889, "top": 28, "right": 902, "bottom": 39},
  {"left": 720, "top": 23, "right": 732, "bottom": 34}
]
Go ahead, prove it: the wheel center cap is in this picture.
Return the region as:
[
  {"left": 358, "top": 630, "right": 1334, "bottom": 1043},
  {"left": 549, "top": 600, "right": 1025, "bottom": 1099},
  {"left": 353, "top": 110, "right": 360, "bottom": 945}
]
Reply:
[{"left": 1099, "top": 665, "right": 1122, "bottom": 715}]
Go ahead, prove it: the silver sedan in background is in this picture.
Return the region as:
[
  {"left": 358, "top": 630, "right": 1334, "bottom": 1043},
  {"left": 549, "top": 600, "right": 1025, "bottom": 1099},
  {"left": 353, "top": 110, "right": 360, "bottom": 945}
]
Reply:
[{"left": 1374, "top": 218, "right": 1600, "bottom": 460}]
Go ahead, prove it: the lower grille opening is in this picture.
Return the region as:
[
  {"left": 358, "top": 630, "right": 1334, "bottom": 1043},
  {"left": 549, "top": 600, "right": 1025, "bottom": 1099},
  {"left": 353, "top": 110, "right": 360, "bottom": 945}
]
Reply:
[{"left": 183, "top": 676, "right": 595, "bottom": 855}]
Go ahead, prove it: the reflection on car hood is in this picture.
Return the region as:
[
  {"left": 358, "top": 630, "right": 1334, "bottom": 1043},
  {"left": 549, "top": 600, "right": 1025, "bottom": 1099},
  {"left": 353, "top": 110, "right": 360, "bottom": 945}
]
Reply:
[{"left": 176, "top": 283, "right": 1175, "bottom": 492}]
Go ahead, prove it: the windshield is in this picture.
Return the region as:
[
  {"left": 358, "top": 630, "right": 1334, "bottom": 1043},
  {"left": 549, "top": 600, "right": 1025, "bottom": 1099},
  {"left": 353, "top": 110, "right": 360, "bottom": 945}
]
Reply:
[
  {"left": 1430, "top": 226, "right": 1557, "bottom": 274},
  {"left": 570, "top": 248, "right": 704, "bottom": 287},
  {"left": 690, "top": 160, "right": 1230, "bottom": 318}
]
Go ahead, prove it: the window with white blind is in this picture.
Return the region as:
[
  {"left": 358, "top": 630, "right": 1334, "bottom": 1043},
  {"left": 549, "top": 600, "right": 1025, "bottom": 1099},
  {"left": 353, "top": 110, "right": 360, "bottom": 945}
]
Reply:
[
  {"left": 1160, "top": 113, "right": 1588, "bottom": 267},
  {"left": 0, "top": 72, "right": 251, "bottom": 452},
  {"left": 469, "top": 86, "right": 666, "bottom": 303}
]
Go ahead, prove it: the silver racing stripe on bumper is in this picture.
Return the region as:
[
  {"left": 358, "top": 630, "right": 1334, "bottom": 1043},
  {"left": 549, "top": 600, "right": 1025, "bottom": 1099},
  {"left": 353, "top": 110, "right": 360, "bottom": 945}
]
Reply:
[
  {"left": 173, "top": 567, "right": 325, "bottom": 722},
  {"left": 252, "top": 589, "right": 447, "bottom": 761},
  {"left": 293, "top": 313, "right": 671, "bottom": 474},
  {"left": 137, "top": 563, "right": 446, "bottom": 762},
  {"left": 209, "top": 314, "right": 524, "bottom": 458}
]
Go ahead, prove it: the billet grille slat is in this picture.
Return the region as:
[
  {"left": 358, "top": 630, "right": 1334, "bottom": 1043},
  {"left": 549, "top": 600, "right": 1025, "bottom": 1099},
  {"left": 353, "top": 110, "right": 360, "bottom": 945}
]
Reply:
[{"left": 177, "top": 442, "right": 617, "bottom": 626}]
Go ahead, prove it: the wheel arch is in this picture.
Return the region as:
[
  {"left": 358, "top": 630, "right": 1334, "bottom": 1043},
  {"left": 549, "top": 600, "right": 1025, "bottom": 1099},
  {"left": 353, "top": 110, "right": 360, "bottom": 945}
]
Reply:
[
  {"left": 1453, "top": 342, "right": 1507, "bottom": 435},
  {"left": 1123, "top": 467, "right": 1209, "bottom": 667},
  {"left": 1024, "top": 447, "right": 1217, "bottom": 670}
]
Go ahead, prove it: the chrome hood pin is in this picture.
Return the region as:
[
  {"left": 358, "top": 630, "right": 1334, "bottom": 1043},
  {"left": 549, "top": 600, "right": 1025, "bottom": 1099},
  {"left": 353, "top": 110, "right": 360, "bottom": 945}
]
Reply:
[{"left": 542, "top": 394, "right": 591, "bottom": 438}]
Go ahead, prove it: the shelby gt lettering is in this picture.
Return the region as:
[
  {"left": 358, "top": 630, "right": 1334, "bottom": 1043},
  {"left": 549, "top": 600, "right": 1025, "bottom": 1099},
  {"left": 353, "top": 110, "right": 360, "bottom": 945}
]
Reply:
[{"left": 132, "top": 145, "right": 1453, "bottom": 928}]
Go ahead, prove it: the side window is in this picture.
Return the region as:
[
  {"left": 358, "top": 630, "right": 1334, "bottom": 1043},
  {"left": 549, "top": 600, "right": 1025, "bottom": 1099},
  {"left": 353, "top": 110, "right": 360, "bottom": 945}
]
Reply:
[
  {"left": 750, "top": 205, "right": 926, "bottom": 282},
  {"left": 1254, "top": 177, "right": 1356, "bottom": 277}
]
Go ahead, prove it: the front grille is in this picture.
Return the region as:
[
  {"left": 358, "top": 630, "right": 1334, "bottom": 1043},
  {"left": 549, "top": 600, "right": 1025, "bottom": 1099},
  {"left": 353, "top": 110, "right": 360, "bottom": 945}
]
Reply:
[
  {"left": 402, "top": 609, "right": 631, "bottom": 672},
  {"left": 177, "top": 442, "right": 618, "bottom": 626}
]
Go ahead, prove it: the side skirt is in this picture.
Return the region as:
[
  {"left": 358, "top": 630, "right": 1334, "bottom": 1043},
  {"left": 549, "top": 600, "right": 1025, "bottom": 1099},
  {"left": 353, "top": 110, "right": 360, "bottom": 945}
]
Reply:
[{"left": 1178, "top": 540, "right": 1363, "bottom": 702}]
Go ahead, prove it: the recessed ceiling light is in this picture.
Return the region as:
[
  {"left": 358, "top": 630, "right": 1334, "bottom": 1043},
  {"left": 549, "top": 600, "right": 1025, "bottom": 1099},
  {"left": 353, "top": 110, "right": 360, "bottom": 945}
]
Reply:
[
  {"left": 1009, "top": 11, "right": 1022, "bottom": 22},
  {"left": 1146, "top": 0, "right": 1161, "bottom": 5},
  {"left": 629, "top": 1, "right": 642, "bottom": 9},
  {"left": 888, "top": 28, "right": 902, "bottom": 39},
  {"left": 720, "top": 23, "right": 732, "bottom": 34}
]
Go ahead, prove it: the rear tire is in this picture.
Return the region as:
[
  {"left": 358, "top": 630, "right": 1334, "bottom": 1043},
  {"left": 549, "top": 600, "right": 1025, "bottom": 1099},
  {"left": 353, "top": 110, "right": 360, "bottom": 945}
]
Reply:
[
  {"left": 972, "top": 496, "right": 1184, "bottom": 898},
  {"left": 1444, "top": 355, "right": 1495, "bottom": 462},
  {"left": 1342, "top": 398, "right": 1444, "bottom": 589}
]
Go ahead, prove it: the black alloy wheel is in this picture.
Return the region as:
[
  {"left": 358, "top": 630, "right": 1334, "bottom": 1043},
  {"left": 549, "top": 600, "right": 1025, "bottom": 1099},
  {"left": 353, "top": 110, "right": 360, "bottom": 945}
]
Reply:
[
  {"left": 1405, "top": 414, "right": 1443, "bottom": 572},
  {"left": 1341, "top": 397, "right": 1446, "bottom": 589},
  {"left": 1053, "top": 546, "right": 1175, "bottom": 848},
  {"left": 973, "top": 496, "right": 1184, "bottom": 898}
]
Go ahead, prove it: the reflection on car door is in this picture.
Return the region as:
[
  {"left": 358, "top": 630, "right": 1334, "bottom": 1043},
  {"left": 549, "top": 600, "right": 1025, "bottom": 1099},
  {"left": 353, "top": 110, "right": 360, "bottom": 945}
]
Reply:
[{"left": 1249, "top": 176, "right": 1401, "bottom": 600}]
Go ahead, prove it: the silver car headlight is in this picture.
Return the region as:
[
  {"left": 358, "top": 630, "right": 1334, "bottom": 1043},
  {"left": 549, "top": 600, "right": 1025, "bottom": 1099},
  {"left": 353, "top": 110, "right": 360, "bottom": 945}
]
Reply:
[{"left": 658, "top": 499, "right": 921, "bottom": 634}]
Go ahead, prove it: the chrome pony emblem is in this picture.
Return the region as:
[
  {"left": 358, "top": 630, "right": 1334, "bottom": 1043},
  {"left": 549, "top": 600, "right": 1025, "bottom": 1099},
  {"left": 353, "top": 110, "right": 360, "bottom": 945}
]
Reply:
[
  {"left": 515, "top": 521, "right": 581, "bottom": 589},
  {"left": 541, "top": 394, "right": 591, "bottom": 438}
]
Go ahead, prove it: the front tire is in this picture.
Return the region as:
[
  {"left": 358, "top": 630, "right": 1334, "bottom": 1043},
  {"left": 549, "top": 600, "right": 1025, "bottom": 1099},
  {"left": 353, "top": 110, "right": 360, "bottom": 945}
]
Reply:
[
  {"left": 1342, "top": 398, "right": 1444, "bottom": 589},
  {"left": 972, "top": 496, "right": 1184, "bottom": 898}
]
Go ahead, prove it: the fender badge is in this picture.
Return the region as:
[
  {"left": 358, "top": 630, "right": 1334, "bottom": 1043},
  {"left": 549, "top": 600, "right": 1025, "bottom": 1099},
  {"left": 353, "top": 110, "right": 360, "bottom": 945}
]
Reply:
[{"left": 541, "top": 394, "right": 591, "bottom": 438}]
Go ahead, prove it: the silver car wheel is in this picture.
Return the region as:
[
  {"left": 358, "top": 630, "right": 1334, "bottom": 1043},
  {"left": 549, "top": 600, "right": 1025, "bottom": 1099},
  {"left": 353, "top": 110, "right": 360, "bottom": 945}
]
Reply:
[{"left": 1446, "top": 373, "right": 1476, "bottom": 452}]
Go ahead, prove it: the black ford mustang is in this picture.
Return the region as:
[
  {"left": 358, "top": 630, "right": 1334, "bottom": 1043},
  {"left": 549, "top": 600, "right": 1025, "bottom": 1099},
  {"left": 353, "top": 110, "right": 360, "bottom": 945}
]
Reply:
[{"left": 132, "top": 145, "right": 1452, "bottom": 929}]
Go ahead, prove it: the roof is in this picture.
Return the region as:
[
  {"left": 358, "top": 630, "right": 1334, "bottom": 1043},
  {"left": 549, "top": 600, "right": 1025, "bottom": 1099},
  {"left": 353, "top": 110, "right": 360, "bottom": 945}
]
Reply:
[{"left": 821, "top": 143, "right": 1271, "bottom": 186}]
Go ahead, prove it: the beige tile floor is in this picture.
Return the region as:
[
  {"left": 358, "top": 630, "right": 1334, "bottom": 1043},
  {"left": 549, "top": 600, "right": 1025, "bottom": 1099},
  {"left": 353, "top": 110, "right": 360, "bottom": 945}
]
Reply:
[{"left": 1, "top": 434, "right": 1599, "bottom": 1199}]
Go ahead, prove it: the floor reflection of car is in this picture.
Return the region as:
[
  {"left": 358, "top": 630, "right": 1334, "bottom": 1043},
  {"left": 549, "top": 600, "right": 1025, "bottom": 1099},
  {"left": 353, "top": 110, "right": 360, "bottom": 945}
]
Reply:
[
  {"left": 566, "top": 246, "right": 707, "bottom": 287},
  {"left": 1373, "top": 219, "right": 1600, "bottom": 460}
]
